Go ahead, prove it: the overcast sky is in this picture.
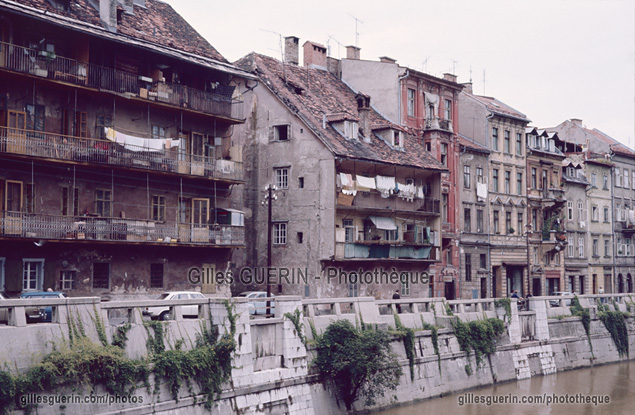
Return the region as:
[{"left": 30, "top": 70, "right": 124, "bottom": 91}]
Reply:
[{"left": 166, "top": 0, "right": 635, "bottom": 150}]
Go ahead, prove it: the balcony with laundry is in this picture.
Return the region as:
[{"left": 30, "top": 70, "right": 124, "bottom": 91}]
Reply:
[
  {"left": 335, "top": 171, "right": 441, "bottom": 216},
  {"left": 0, "top": 126, "right": 243, "bottom": 182},
  {"left": 334, "top": 213, "right": 440, "bottom": 262}
]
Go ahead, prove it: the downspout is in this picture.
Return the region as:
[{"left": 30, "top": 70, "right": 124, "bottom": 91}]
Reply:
[
  {"left": 397, "top": 70, "right": 409, "bottom": 126},
  {"left": 609, "top": 152, "right": 616, "bottom": 294},
  {"left": 485, "top": 112, "right": 494, "bottom": 297}
]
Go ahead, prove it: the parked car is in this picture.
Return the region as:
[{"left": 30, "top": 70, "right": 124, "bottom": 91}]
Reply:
[
  {"left": 549, "top": 291, "right": 573, "bottom": 307},
  {"left": 19, "top": 291, "right": 67, "bottom": 322},
  {"left": 143, "top": 291, "right": 206, "bottom": 320},
  {"left": 0, "top": 292, "right": 9, "bottom": 323},
  {"left": 237, "top": 291, "right": 275, "bottom": 315}
]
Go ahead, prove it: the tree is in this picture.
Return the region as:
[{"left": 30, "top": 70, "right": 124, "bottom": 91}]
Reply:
[{"left": 313, "top": 320, "right": 402, "bottom": 412}]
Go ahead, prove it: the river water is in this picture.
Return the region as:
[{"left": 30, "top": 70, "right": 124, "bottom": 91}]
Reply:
[{"left": 377, "top": 361, "right": 633, "bottom": 415}]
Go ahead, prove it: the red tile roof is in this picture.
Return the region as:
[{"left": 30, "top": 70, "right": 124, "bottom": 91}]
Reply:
[
  {"left": 235, "top": 53, "right": 446, "bottom": 171},
  {"left": 547, "top": 120, "right": 635, "bottom": 158},
  {"left": 6, "top": 0, "right": 228, "bottom": 62}
]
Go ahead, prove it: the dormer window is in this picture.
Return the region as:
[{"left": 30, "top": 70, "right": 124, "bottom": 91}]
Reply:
[
  {"left": 344, "top": 121, "right": 358, "bottom": 140},
  {"left": 393, "top": 130, "right": 403, "bottom": 147}
]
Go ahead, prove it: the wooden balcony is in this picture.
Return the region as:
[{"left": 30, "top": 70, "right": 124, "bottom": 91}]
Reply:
[
  {"left": 0, "top": 127, "right": 243, "bottom": 182},
  {"left": 0, "top": 211, "right": 244, "bottom": 247},
  {"left": 0, "top": 42, "right": 244, "bottom": 122}
]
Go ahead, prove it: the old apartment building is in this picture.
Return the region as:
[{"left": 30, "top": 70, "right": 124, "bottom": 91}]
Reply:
[
  {"left": 459, "top": 88, "right": 529, "bottom": 297},
  {"left": 336, "top": 50, "right": 463, "bottom": 299},
  {"left": 233, "top": 38, "right": 445, "bottom": 299},
  {"left": 0, "top": 0, "right": 251, "bottom": 297}
]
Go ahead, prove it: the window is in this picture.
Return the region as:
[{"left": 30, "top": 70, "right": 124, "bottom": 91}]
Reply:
[
  {"left": 273, "top": 222, "right": 287, "bottom": 245},
  {"left": 578, "top": 236, "right": 584, "bottom": 258},
  {"left": 464, "top": 207, "right": 471, "bottom": 232},
  {"left": 476, "top": 166, "right": 484, "bottom": 183},
  {"left": 150, "top": 263, "right": 164, "bottom": 288},
  {"left": 476, "top": 209, "right": 484, "bottom": 233},
  {"left": 591, "top": 173, "right": 597, "bottom": 188},
  {"left": 22, "top": 260, "right": 44, "bottom": 291},
  {"left": 616, "top": 168, "right": 621, "bottom": 187},
  {"left": 504, "top": 130, "right": 510, "bottom": 153},
  {"left": 616, "top": 203, "right": 622, "bottom": 221},
  {"left": 275, "top": 167, "right": 289, "bottom": 189},
  {"left": 348, "top": 281, "right": 359, "bottom": 297},
  {"left": 343, "top": 219, "right": 354, "bottom": 243},
  {"left": 593, "top": 239, "right": 599, "bottom": 257},
  {"left": 568, "top": 201, "right": 573, "bottom": 221},
  {"left": 531, "top": 168, "right": 537, "bottom": 189},
  {"left": 577, "top": 201, "right": 584, "bottom": 222},
  {"left": 60, "top": 270, "right": 76, "bottom": 290},
  {"left": 517, "top": 212, "right": 523, "bottom": 233},
  {"left": 26, "top": 104, "right": 45, "bottom": 132},
  {"left": 407, "top": 88, "right": 415, "bottom": 117},
  {"left": 604, "top": 206, "right": 609, "bottom": 223},
  {"left": 344, "top": 121, "right": 358, "bottom": 139},
  {"left": 464, "top": 165, "right": 471, "bottom": 188},
  {"left": 625, "top": 169, "right": 630, "bottom": 188},
  {"left": 506, "top": 211, "right": 512, "bottom": 234},
  {"left": 516, "top": 133, "right": 522, "bottom": 155},
  {"left": 401, "top": 279, "right": 410, "bottom": 297},
  {"left": 492, "top": 127, "right": 499, "bottom": 151},
  {"left": 592, "top": 205, "right": 599, "bottom": 222},
  {"left": 517, "top": 172, "right": 523, "bottom": 195},
  {"left": 95, "top": 189, "right": 112, "bottom": 217},
  {"left": 152, "top": 195, "right": 166, "bottom": 222},
  {"left": 297, "top": 232, "right": 304, "bottom": 243},
  {"left": 63, "top": 109, "right": 87, "bottom": 137},
  {"left": 442, "top": 194, "right": 448, "bottom": 222},
  {"left": 532, "top": 209, "right": 538, "bottom": 231},
  {"left": 493, "top": 210, "right": 500, "bottom": 233},
  {"left": 632, "top": 170, "right": 635, "bottom": 189},
  {"left": 554, "top": 252, "right": 560, "bottom": 266},
  {"left": 384, "top": 228, "right": 398, "bottom": 241},
  {"left": 96, "top": 114, "right": 112, "bottom": 139},
  {"left": 465, "top": 254, "right": 472, "bottom": 281},
  {"left": 446, "top": 247, "right": 452, "bottom": 265},
  {"left": 504, "top": 171, "right": 511, "bottom": 194},
  {"left": 62, "top": 187, "right": 79, "bottom": 216},
  {"left": 544, "top": 252, "right": 550, "bottom": 266},
  {"left": 444, "top": 99, "right": 452, "bottom": 120},
  {"left": 273, "top": 125, "right": 290, "bottom": 141},
  {"left": 93, "top": 262, "right": 110, "bottom": 289},
  {"left": 298, "top": 177, "right": 304, "bottom": 189},
  {"left": 480, "top": 254, "right": 487, "bottom": 269},
  {"left": 441, "top": 143, "right": 448, "bottom": 166},
  {"left": 393, "top": 130, "right": 402, "bottom": 147},
  {"left": 567, "top": 234, "right": 575, "bottom": 258},
  {"left": 425, "top": 140, "right": 431, "bottom": 152},
  {"left": 493, "top": 169, "right": 499, "bottom": 192},
  {"left": 603, "top": 174, "right": 608, "bottom": 190},
  {"left": 152, "top": 125, "right": 166, "bottom": 140}
]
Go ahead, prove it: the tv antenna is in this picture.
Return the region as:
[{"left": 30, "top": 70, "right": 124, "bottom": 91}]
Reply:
[
  {"left": 327, "top": 34, "right": 345, "bottom": 58},
  {"left": 422, "top": 56, "right": 430, "bottom": 73},
  {"left": 348, "top": 13, "right": 364, "bottom": 47},
  {"left": 260, "top": 29, "right": 286, "bottom": 78},
  {"left": 450, "top": 59, "right": 458, "bottom": 74}
]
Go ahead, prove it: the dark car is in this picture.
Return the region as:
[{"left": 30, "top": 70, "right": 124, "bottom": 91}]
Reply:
[{"left": 20, "top": 291, "right": 66, "bottom": 322}]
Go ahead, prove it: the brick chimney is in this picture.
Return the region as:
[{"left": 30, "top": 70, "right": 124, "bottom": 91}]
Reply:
[
  {"left": 100, "top": 0, "right": 117, "bottom": 32},
  {"left": 356, "top": 93, "right": 371, "bottom": 142},
  {"left": 461, "top": 82, "right": 473, "bottom": 94},
  {"left": 284, "top": 36, "right": 299, "bottom": 65},
  {"left": 303, "top": 41, "right": 327, "bottom": 69},
  {"left": 346, "top": 45, "right": 361, "bottom": 60},
  {"left": 443, "top": 73, "right": 457, "bottom": 83},
  {"left": 379, "top": 56, "right": 396, "bottom": 64}
]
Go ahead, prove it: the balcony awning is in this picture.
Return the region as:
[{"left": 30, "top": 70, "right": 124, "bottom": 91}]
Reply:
[{"left": 369, "top": 216, "right": 397, "bottom": 231}]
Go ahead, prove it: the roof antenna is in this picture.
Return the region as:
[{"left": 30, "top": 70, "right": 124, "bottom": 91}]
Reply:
[
  {"left": 482, "top": 69, "right": 486, "bottom": 95},
  {"left": 260, "top": 29, "right": 286, "bottom": 80},
  {"left": 327, "top": 34, "right": 344, "bottom": 58},
  {"left": 348, "top": 13, "right": 364, "bottom": 47}
]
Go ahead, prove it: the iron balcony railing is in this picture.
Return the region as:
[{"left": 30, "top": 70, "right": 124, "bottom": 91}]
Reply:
[
  {"left": 424, "top": 117, "right": 452, "bottom": 132},
  {"left": 0, "top": 41, "right": 244, "bottom": 121},
  {"left": 0, "top": 127, "right": 243, "bottom": 181},
  {"left": 0, "top": 211, "right": 245, "bottom": 246}
]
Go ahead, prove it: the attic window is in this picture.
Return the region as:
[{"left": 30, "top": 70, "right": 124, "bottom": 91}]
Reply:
[
  {"left": 117, "top": 9, "right": 123, "bottom": 24},
  {"left": 273, "top": 125, "right": 290, "bottom": 141},
  {"left": 393, "top": 130, "right": 403, "bottom": 147},
  {"left": 344, "top": 121, "right": 358, "bottom": 140},
  {"left": 48, "top": 0, "right": 70, "bottom": 11}
]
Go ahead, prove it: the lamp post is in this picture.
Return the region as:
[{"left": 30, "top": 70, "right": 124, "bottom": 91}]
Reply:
[
  {"left": 261, "top": 184, "right": 278, "bottom": 315},
  {"left": 525, "top": 221, "right": 533, "bottom": 297}
]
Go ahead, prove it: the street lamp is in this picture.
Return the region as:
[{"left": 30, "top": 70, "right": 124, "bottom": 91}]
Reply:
[{"left": 261, "top": 184, "right": 278, "bottom": 315}]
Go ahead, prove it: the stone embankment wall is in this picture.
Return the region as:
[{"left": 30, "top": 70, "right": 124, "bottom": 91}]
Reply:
[{"left": 1, "top": 294, "right": 633, "bottom": 414}]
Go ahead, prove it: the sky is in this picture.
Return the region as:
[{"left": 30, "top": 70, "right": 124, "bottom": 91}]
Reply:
[{"left": 166, "top": 0, "right": 635, "bottom": 150}]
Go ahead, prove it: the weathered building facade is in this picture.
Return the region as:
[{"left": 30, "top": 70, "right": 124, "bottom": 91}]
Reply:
[
  {"left": 337, "top": 51, "right": 463, "bottom": 298},
  {"left": 233, "top": 40, "right": 445, "bottom": 299},
  {"left": 459, "top": 90, "right": 529, "bottom": 297},
  {"left": 0, "top": 0, "right": 250, "bottom": 297}
]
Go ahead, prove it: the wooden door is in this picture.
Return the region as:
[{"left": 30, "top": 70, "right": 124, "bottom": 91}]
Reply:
[
  {"left": 7, "top": 110, "right": 26, "bottom": 154},
  {"left": 191, "top": 132, "right": 205, "bottom": 176},
  {"left": 5, "top": 180, "right": 23, "bottom": 235},
  {"left": 192, "top": 198, "right": 209, "bottom": 242}
]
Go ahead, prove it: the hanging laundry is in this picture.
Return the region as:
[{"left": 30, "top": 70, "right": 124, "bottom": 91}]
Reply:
[
  {"left": 356, "top": 175, "right": 376, "bottom": 191},
  {"left": 375, "top": 175, "right": 396, "bottom": 198}
]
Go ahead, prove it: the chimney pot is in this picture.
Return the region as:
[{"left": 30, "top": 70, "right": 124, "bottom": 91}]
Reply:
[
  {"left": 303, "top": 41, "right": 327, "bottom": 69},
  {"left": 346, "top": 45, "right": 361, "bottom": 60},
  {"left": 284, "top": 36, "right": 299, "bottom": 65},
  {"left": 461, "top": 82, "right": 473, "bottom": 94}
]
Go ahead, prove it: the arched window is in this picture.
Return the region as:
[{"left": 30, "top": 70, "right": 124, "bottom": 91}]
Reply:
[{"left": 617, "top": 274, "right": 624, "bottom": 293}]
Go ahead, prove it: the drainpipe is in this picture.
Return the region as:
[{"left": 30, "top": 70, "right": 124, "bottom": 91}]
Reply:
[
  {"left": 609, "top": 152, "right": 616, "bottom": 294},
  {"left": 397, "top": 70, "right": 409, "bottom": 126},
  {"left": 485, "top": 112, "right": 494, "bottom": 297}
]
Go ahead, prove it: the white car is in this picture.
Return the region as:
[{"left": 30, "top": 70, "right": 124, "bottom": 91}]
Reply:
[
  {"left": 237, "top": 291, "right": 275, "bottom": 315},
  {"left": 549, "top": 291, "right": 573, "bottom": 307},
  {"left": 143, "top": 291, "right": 206, "bottom": 320}
]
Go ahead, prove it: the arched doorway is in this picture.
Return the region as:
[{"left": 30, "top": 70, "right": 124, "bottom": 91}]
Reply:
[
  {"left": 617, "top": 274, "right": 624, "bottom": 293},
  {"left": 627, "top": 274, "right": 633, "bottom": 293}
]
